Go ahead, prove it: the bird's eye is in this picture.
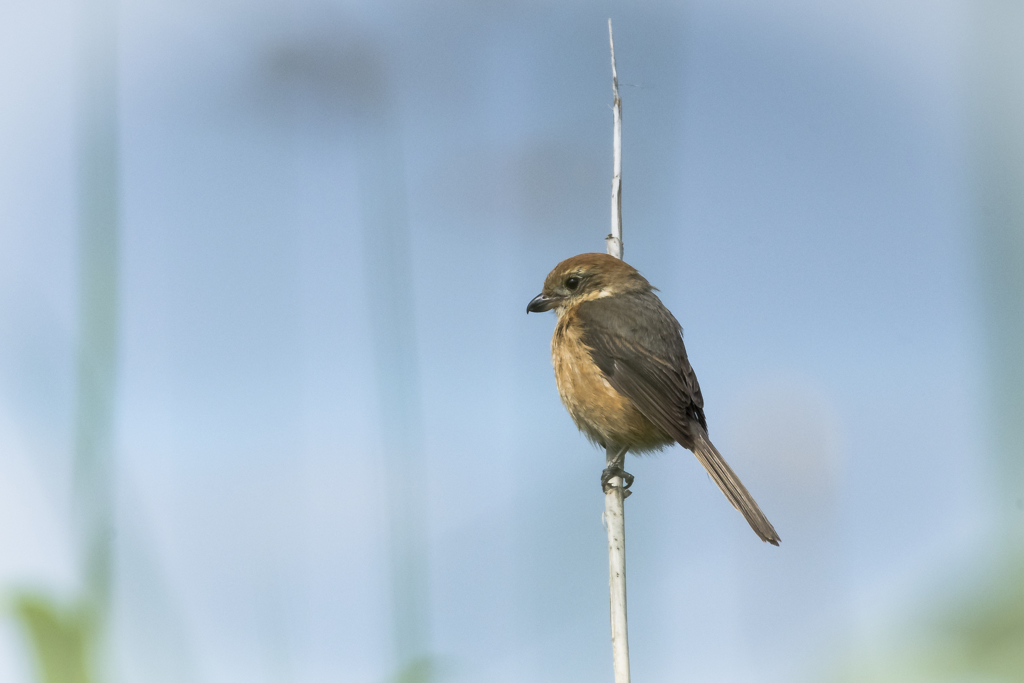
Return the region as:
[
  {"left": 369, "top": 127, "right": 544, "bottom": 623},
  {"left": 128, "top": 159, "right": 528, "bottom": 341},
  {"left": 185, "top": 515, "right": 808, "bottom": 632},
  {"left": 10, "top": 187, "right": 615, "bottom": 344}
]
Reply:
[{"left": 565, "top": 276, "right": 581, "bottom": 291}]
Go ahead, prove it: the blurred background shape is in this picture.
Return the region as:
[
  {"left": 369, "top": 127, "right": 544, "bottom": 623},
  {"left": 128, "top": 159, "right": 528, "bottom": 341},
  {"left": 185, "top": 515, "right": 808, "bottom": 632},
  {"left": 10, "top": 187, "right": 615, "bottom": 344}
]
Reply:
[
  {"left": 973, "top": 0, "right": 1024, "bottom": 544},
  {"left": 14, "top": 0, "right": 121, "bottom": 677},
  {"left": 0, "top": 0, "right": 1021, "bottom": 682}
]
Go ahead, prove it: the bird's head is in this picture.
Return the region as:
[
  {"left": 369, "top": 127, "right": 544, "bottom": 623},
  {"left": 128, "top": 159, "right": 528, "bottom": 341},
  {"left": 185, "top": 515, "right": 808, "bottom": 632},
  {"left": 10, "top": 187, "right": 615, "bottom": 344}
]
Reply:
[{"left": 527, "top": 252, "right": 652, "bottom": 316}]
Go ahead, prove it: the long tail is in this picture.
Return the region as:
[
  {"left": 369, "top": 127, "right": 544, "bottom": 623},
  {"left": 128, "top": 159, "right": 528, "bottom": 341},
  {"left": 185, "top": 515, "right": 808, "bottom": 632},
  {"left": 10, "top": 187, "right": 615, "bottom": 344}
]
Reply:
[{"left": 690, "top": 431, "right": 780, "bottom": 545}]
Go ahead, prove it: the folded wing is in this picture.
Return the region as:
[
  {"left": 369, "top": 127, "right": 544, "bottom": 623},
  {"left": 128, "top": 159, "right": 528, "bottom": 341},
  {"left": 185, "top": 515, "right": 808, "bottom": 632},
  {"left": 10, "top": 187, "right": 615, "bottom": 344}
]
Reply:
[{"left": 577, "top": 294, "right": 780, "bottom": 545}]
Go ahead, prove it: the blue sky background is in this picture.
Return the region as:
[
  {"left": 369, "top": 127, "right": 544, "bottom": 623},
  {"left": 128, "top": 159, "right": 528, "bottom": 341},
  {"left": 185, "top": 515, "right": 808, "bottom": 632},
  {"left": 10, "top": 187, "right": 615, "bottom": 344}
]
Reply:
[{"left": 0, "top": 0, "right": 1007, "bottom": 681}]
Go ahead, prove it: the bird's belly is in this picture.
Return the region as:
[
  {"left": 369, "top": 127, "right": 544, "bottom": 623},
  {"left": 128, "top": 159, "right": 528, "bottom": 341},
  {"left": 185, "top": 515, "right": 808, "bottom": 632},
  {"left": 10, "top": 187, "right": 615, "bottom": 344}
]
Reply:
[{"left": 551, "top": 326, "right": 671, "bottom": 452}]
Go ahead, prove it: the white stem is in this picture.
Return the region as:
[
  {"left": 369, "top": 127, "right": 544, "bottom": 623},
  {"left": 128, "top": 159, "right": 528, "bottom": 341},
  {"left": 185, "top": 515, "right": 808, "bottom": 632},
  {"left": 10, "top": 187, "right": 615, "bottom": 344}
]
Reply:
[
  {"left": 604, "top": 19, "right": 630, "bottom": 683},
  {"left": 607, "top": 19, "right": 623, "bottom": 261},
  {"left": 603, "top": 446, "right": 631, "bottom": 683}
]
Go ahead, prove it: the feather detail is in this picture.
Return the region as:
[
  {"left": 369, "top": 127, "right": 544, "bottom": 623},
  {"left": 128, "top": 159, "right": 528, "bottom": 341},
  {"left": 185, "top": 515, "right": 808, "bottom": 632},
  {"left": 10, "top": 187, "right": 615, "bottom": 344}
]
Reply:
[
  {"left": 575, "top": 292, "right": 780, "bottom": 545},
  {"left": 691, "top": 431, "right": 780, "bottom": 545}
]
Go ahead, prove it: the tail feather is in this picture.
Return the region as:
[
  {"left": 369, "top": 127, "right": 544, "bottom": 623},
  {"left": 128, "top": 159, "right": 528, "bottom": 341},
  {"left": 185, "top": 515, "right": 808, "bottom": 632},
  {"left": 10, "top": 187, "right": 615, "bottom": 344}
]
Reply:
[{"left": 691, "top": 431, "right": 780, "bottom": 546}]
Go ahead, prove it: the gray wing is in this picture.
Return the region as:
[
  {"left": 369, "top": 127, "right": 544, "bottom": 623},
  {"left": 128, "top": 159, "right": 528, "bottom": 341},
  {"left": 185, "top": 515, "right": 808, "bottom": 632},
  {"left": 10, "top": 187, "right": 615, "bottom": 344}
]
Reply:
[
  {"left": 577, "top": 293, "right": 781, "bottom": 545},
  {"left": 576, "top": 292, "right": 706, "bottom": 446}
]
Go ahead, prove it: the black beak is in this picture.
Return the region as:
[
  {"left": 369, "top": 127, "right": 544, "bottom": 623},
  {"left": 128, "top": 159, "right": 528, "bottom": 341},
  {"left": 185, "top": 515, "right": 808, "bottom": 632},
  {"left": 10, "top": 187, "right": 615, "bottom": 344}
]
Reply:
[{"left": 527, "top": 293, "right": 557, "bottom": 313}]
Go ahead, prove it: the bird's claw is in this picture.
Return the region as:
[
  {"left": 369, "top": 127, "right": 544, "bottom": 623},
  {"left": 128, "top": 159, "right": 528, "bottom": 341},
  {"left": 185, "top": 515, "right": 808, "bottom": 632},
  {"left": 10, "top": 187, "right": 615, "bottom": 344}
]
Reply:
[{"left": 601, "top": 465, "right": 634, "bottom": 498}]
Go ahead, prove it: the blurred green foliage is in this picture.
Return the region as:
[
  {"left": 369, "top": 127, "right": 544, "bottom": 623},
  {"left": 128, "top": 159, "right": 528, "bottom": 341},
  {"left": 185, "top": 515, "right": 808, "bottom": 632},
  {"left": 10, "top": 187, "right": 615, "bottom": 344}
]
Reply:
[
  {"left": 391, "top": 656, "right": 434, "bottom": 683},
  {"left": 827, "top": 551, "right": 1024, "bottom": 683},
  {"left": 11, "top": 593, "right": 98, "bottom": 683},
  {"left": 937, "top": 552, "right": 1024, "bottom": 681}
]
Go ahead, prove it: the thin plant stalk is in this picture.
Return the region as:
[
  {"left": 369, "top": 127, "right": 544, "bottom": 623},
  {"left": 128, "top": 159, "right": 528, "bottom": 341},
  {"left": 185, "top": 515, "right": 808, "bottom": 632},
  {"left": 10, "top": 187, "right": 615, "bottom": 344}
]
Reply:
[
  {"left": 603, "top": 18, "right": 631, "bottom": 683},
  {"left": 606, "top": 20, "right": 624, "bottom": 261}
]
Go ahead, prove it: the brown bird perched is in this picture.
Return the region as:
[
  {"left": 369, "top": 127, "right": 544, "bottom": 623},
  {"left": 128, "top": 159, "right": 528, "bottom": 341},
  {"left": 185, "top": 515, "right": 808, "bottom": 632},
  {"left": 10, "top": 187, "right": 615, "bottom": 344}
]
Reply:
[{"left": 527, "top": 253, "right": 780, "bottom": 545}]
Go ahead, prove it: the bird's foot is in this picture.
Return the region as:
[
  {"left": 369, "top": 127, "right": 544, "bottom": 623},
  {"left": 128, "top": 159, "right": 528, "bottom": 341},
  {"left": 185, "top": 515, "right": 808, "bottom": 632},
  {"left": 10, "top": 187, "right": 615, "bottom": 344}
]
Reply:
[{"left": 601, "top": 465, "right": 634, "bottom": 498}]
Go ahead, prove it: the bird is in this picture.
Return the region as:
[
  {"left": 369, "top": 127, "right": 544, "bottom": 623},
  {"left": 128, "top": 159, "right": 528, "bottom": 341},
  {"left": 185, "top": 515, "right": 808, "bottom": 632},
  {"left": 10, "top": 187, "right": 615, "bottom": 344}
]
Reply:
[{"left": 527, "top": 252, "right": 780, "bottom": 545}]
